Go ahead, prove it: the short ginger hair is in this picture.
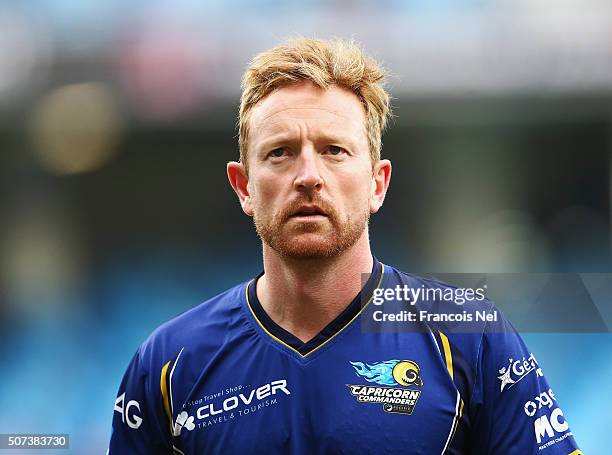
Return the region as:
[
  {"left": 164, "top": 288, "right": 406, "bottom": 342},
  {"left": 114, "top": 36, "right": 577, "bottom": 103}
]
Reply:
[{"left": 238, "top": 37, "right": 392, "bottom": 170}]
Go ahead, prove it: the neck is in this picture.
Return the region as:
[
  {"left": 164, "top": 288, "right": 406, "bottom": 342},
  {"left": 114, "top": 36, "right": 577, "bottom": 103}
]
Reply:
[{"left": 256, "top": 230, "right": 373, "bottom": 343}]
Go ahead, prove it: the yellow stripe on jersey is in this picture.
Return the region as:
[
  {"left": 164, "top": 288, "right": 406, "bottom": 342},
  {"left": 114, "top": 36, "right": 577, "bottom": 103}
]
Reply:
[
  {"left": 568, "top": 451, "right": 583, "bottom": 455},
  {"left": 446, "top": 398, "right": 465, "bottom": 452},
  {"left": 441, "top": 391, "right": 461, "bottom": 453},
  {"left": 439, "top": 331, "right": 454, "bottom": 380},
  {"left": 160, "top": 360, "right": 173, "bottom": 433}
]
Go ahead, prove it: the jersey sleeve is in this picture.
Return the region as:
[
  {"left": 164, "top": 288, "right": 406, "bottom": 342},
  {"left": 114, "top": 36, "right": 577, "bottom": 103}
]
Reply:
[
  {"left": 470, "top": 314, "right": 582, "bottom": 455},
  {"left": 108, "top": 347, "right": 172, "bottom": 454}
]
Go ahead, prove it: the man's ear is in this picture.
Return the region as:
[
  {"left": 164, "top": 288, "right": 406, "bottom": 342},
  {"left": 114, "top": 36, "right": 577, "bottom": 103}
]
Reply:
[
  {"left": 370, "top": 159, "right": 392, "bottom": 214},
  {"left": 227, "top": 161, "right": 253, "bottom": 216}
]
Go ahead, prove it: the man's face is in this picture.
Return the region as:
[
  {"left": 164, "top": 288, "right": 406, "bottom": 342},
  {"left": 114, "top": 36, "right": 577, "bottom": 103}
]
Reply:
[{"left": 236, "top": 81, "right": 381, "bottom": 259}]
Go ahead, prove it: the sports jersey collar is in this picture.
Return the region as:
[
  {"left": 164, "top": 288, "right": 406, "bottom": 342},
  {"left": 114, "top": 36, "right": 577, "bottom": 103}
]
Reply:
[{"left": 245, "top": 257, "right": 384, "bottom": 358}]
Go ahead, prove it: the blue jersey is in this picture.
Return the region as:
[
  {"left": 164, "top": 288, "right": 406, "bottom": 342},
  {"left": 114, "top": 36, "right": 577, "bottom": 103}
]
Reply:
[{"left": 108, "top": 259, "right": 582, "bottom": 454}]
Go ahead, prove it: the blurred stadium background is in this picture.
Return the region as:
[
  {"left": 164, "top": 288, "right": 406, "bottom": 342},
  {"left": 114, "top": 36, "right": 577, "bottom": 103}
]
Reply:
[{"left": 0, "top": 0, "right": 610, "bottom": 453}]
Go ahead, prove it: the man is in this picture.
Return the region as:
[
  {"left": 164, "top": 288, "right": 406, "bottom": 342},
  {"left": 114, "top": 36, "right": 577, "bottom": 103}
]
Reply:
[{"left": 109, "top": 38, "right": 581, "bottom": 454}]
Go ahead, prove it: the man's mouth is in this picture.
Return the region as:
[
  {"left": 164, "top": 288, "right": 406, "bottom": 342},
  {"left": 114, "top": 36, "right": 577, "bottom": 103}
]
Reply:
[{"left": 288, "top": 206, "right": 328, "bottom": 219}]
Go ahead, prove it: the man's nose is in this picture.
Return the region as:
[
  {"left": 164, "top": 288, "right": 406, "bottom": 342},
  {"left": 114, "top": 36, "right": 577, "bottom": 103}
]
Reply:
[{"left": 293, "top": 148, "right": 323, "bottom": 192}]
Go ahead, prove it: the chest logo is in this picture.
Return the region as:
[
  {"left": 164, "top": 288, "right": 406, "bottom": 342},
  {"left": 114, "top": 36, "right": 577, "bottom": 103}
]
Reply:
[{"left": 347, "top": 360, "right": 423, "bottom": 415}]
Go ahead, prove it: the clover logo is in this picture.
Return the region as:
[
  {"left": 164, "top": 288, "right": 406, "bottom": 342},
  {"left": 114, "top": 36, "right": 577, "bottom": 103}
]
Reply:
[{"left": 173, "top": 411, "right": 195, "bottom": 436}]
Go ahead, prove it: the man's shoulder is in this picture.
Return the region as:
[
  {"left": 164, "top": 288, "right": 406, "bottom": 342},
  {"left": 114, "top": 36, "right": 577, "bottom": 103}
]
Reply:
[{"left": 137, "top": 280, "right": 251, "bottom": 370}]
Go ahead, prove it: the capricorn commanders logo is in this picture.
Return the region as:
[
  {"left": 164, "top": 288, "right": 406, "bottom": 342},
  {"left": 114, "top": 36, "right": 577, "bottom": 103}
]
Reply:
[{"left": 346, "top": 360, "right": 423, "bottom": 415}]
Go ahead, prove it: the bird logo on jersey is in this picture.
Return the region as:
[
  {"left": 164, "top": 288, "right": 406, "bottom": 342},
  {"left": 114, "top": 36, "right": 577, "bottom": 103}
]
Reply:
[{"left": 347, "top": 360, "right": 423, "bottom": 415}]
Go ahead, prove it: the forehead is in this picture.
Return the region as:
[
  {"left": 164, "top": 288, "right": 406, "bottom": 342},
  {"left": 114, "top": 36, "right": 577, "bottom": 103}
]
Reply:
[{"left": 248, "top": 81, "right": 367, "bottom": 145}]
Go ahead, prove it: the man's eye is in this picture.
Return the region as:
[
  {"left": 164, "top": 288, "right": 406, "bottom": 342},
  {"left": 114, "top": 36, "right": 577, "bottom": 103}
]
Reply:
[
  {"left": 270, "top": 148, "right": 286, "bottom": 158},
  {"left": 327, "top": 145, "right": 346, "bottom": 156}
]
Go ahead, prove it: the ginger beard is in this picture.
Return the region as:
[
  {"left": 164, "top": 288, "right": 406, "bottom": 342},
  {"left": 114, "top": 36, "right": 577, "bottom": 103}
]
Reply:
[{"left": 252, "top": 195, "right": 370, "bottom": 259}]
